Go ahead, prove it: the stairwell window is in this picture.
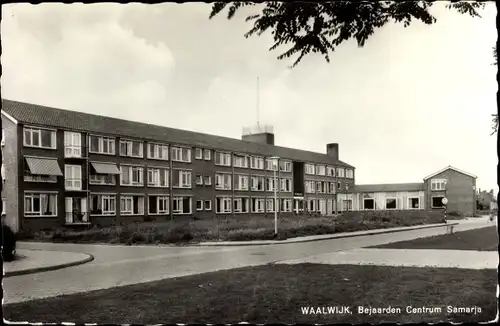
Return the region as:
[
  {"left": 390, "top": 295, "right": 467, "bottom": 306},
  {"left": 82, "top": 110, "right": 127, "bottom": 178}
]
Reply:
[
  {"left": 121, "top": 195, "right": 145, "bottom": 215},
  {"left": 65, "top": 165, "right": 82, "bottom": 190},
  {"left": 147, "top": 143, "right": 169, "bottom": 160},
  {"left": 171, "top": 146, "right": 191, "bottom": 163},
  {"left": 216, "top": 197, "right": 232, "bottom": 214},
  {"left": 24, "top": 127, "right": 56, "bottom": 149},
  {"left": 305, "top": 164, "right": 315, "bottom": 175},
  {"left": 89, "top": 135, "right": 115, "bottom": 155},
  {"left": 172, "top": 170, "right": 192, "bottom": 188},
  {"left": 215, "top": 173, "right": 232, "bottom": 190},
  {"left": 64, "top": 131, "right": 82, "bottom": 157},
  {"left": 120, "top": 165, "right": 144, "bottom": 186},
  {"left": 215, "top": 152, "right": 231, "bottom": 166}
]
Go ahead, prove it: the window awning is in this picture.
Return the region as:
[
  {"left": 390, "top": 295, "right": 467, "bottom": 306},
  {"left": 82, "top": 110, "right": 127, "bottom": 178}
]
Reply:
[
  {"left": 25, "top": 157, "right": 63, "bottom": 176},
  {"left": 91, "top": 162, "right": 121, "bottom": 175}
]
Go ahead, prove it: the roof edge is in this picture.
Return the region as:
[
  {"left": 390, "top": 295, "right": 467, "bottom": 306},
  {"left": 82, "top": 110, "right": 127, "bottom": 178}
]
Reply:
[
  {"left": 1, "top": 109, "right": 19, "bottom": 125},
  {"left": 423, "top": 165, "right": 477, "bottom": 180}
]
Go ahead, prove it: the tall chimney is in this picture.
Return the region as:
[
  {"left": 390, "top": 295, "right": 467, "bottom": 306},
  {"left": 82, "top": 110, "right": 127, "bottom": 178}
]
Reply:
[{"left": 326, "top": 143, "right": 339, "bottom": 161}]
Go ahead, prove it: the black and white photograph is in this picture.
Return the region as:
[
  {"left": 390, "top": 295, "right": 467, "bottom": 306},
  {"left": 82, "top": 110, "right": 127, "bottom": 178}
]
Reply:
[{"left": 1, "top": 1, "right": 498, "bottom": 324}]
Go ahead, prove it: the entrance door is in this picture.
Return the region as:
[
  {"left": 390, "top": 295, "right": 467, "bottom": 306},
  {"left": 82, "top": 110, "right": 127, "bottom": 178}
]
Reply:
[
  {"left": 294, "top": 199, "right": 304, "bottom": 214},
  {"left": 320, "top": 199, "right": 327, "bottom": 216},
  {"left": 65, "top": 197, "right": 89, "bottom": 223}
]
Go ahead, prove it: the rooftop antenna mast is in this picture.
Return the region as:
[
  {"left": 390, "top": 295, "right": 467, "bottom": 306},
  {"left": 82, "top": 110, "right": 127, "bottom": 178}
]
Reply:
[{"left": 256, "top": 77, "right": 260, "bottom": 130}]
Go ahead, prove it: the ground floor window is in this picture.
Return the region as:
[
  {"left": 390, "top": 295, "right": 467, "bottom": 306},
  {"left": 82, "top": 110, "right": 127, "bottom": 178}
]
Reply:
[
  {"left": 24, "top": 193, "right": 57, "bottom": 217},
  {"left": 266, "top": 198, "right": 277, "bottom": 212},
  {"left": 385, "top": 198, "right": 397, "bottom": 210},
  {"left": 148, "top": 195, "right": 169, "bottom": 215},
  {"left": 90, "top": 194, "right": 116, "bottom": 216},
  {"left": 216, "top": 197, "right": 232, "bottom": 214},
  {"left": 234, "top": 197, "right": 250, "bottom": 213},
  {"left": 65, "top": 197, "right": 88, "bottom": 223},
  {"left": 363, "top": 198, "right": 374, "bottom": 210},
  {"left": 172, "top": 196, "right": 192, "bottom": 214},
  {"left": 432, "top": 196, "right": 445, "bottom": 208},
  {"left": 280, "top": 198, "right": 292, "bottom": 212},
  {"left": 121, "top": 195, "right": 145, "bottom": 215},
  {"left": 251, "top": 198, "right": 265, "bottom": 213},
  {"left": 307, "top": 199, "right": 318, "bottom": 212},
  {"left": 409, "top": 197, "right": 420, "bottom": 209},
  {"left": 342, "top": 199, "right": 353, "bottom": 211}
]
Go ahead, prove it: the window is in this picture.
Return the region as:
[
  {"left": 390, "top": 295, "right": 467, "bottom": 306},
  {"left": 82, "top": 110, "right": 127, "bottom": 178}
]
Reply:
[
  {"left": 1, "top": 129, "right": 4, "bottom": 146},
  {"left": 24, "top": 193, "right": 57, "bottom": 217},
  {"left": 64, "top": 131, "right": 82, "bottom": 157},
  {"left": 336, "top": 168, "right": 345, "bottom": 178},
  {"left": 171, "top": 146, "right": 191, "bottom": 163},
  {"left": 205, "top": 200, "right": 212, "bottom": 211},
  {"left": 346, "top": 169, "right": 354, "bottom": 178},
  {"left": 121, "top": 195, "right": 145, "bottom": 215},
  {"left": 89, "top": 172, "right": 115, "bottom": 185},
  {"left": 233, "top": 154, "right": 248, "bottom": 168},
  {"left": 250, "top": 156, "right": 264, "bottom": 170},
  {"left": 316, "top": 165, "right": 326, "bottom": 176},
  {"left": 23, "top": 127, "right": 57, "bottom": 149},
  {"left": 147, "top": 143, "right": 169, "bottom": 160},
  {"left": 432, "top": 196, "right": 445, "bottom": 208},
  {"left": 385, "top": 198, "right": 397, "bottom": 210},
  {"left": 1, "top": 198, "right": 5, "bottom": 215},
  {"left": 234, "top": 174, "right": 249, "bottom": 191},
  {"left": 90, "top": 194, "right": 116, "bottom": 215},
  {"left": 196, "top": 200, "right": 204, "bottom": 211},
  {"left": 364, "top": 198, "right": 375, "bottom": 210},
  {"left": 409, "top": 197, "right": 420, "bottom": 209},
  {"left": 251, "top": 198, "right": 265, "bottom": 213},
  {"left": 204, "top": 149, "right": 211, "bottom": 161},
  {"left": 316, "top": 181, "right": 323, "bottom": 193},
  {"left": 305, "top": 180, "right": 316, "bottom": 193},
  {"left": 65, "top": 165, "right": 82, "bottom": 190},
  {"left": 266, "top": 177, "right": 278, "bottom": 192},
  {"left": 172, "top": 170, "right": 192, "bottom": 188},
  {"left": 327, "top": 166, "right": 335, "bottom": 176},
  {"left": 120, "top": 165, "right": 144, "bottom": 186},
  {"left": 172, "top": 196, "right": 192, "bottom": 214},
  {"left": 148, "top": 195, "right": 169, "bottom": 215},
  {"left": 266, "top": 198, "right": 277, "bottom": 212},
  {"left": 337, "top": 182, "right": 341, "bottom": 190},
  {"left": 304, "top": 164, "right": 315, "bottom": 175},
  {"left": 307, "top": 199, "right": 318, "bottom": 212},
  {"left": 204, "top": 175, "right": 212, "bottom": 186},
  {"left": 195, "top": 148, "right": 203, "bottom": 160},
  {"left": 89, "top": 135, "right": 115, "bottom": 155},
  {"left": 280, "top": 198, "right": 292, "bottom": 212},
  {"left": 266, "top": 158, "right": 276, "bottom": 171},
  {"left": 431, "top": 179, "right": 447, "bottom": 191},
  {"left": 216, "top": 197, "right": 232, "bottom": 213},
  {"left": 147, "top": 168, "right": 169, "bottom": 187},
  {"left": 234, "top": 197, "right": 250, "bottom": 213},
  {"left": 342, "top": 199, "right": 353, "bottom": 211},
  {"left": 215, "top": 152, "right": 231, "bottom": 166},
  {"left": 279, "top": 160, "right": 292, "bottom": 172},
  {"left": 215, "top": 173, "right": 232, "bottom": 190},
  {"left": 196, "top": 174, "right": 203, "bottom": 185},
  {"left": 250, "top": 176, "right": 265, "bottom": 191},
  {"left": 280, "top": 178, "right": 292, "bottom": 192}
]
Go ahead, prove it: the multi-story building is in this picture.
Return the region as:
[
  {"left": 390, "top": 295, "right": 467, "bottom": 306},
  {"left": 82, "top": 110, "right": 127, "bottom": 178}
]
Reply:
[{"left": 1, "top": 99, "right": 355, "bottom": 232}]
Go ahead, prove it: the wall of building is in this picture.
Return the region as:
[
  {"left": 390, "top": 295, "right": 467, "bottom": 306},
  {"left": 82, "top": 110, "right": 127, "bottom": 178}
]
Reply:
[
  {"left": 1, "top": 115, "right": 20, "bottom": 232},
  {"left": 424, "top": 169, "right": 476, "bottom": 216},
  {"left": 347, "top": 191, "right": 426, "bottom": 211}
]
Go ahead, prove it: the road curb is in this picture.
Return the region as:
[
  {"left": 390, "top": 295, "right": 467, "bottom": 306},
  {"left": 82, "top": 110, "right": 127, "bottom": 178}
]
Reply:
[
  {"left": 194, "top": 222, "right": 459, "bottom": 247},
  {"left": 4, "top": 252, "right": 95, "bottom": 278}
]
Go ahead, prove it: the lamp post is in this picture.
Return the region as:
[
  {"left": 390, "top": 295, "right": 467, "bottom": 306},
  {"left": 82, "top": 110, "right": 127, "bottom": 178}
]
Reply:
[
  {"left": 271, "top": 156, "right": 280, "bottom": 236},
  {"left": 442, "top": 180, "right": 448, "bottom": 223}
]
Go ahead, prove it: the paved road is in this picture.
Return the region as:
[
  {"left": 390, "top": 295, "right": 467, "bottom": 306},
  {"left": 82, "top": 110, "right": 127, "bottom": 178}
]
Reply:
[{"left": 4, "top": 218, "right": 492, "bottom": 304}]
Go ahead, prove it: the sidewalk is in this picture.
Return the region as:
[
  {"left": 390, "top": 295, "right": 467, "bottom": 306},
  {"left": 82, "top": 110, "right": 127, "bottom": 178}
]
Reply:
[
  {"left": 196, "top": 222, "right": 458, "bottom": 246},
  {"left": 4, "top": 249, "right": 94, "bottom": 277},
  {"left": 277, "top": 248, "right": 498, "bottom": 269}
]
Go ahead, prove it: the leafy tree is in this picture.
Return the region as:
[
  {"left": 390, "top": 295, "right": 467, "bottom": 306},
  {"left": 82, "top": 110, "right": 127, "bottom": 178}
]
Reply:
[{"left": 209, "top": 1, "right": 485, "bottom": 68}]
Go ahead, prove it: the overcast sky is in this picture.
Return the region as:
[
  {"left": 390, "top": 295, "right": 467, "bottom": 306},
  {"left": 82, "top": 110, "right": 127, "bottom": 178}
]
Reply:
[{"left": 2, "top": 3, "right": 497, "bottom": 191}]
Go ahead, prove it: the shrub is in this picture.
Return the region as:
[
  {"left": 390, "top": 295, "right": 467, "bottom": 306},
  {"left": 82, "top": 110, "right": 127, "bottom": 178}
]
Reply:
[
  {"left": 2, "top": 224, "right": 17, "bottom": 262},
  {"left": 447, "top": 211, "right": 464, "bottom": 217}
]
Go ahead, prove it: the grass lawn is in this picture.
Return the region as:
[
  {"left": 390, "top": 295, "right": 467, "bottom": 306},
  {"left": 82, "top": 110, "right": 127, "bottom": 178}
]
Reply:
[
  {"left": 4, "top": 264, "right": 496, "bottom": 324},
  {"left": 369, "top": 226, "right": 498, "bottom": 251},
  {"left": 18, "top": 210, "right": 445, "bottom": 245}
]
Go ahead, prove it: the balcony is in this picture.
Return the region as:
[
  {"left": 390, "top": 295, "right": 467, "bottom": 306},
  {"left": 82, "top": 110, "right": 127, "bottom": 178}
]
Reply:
[
  {"left": 65, "top": 211, "right": 90, "bottom": 225},
  {"left": 65, "top": 178, "right": 88, "bottom": 192},
  {"left": 64, "top": 145, "right": 88, "bottom": 159}
]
